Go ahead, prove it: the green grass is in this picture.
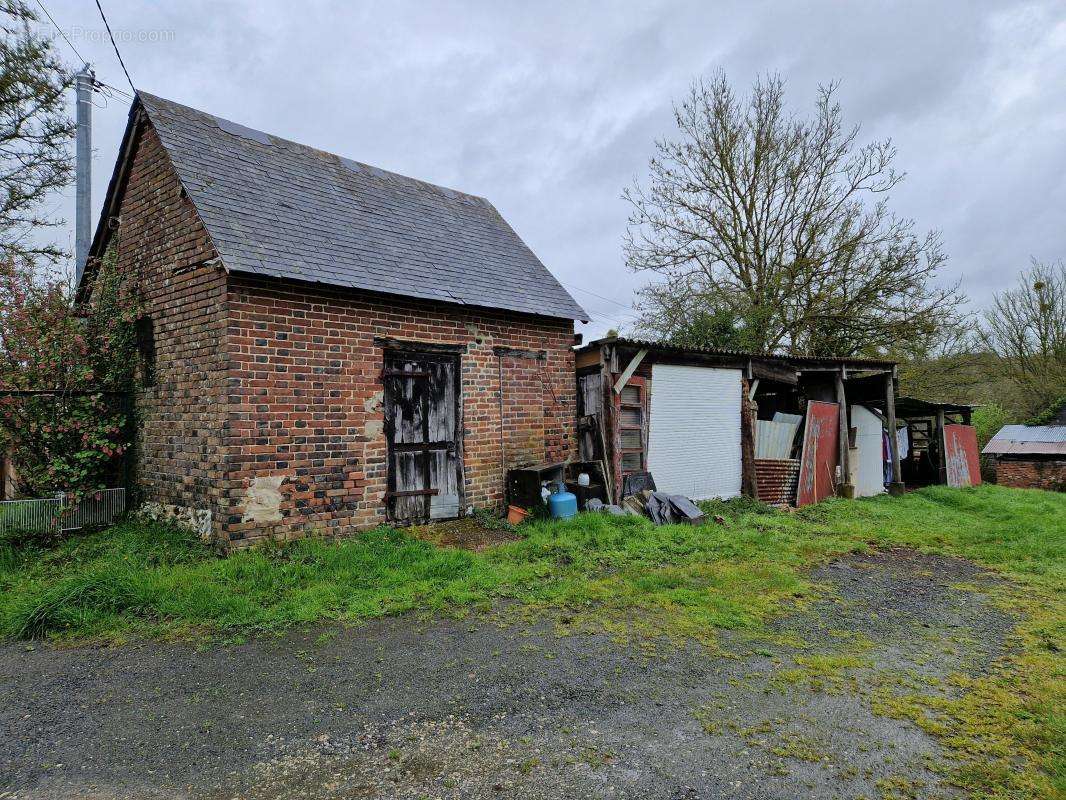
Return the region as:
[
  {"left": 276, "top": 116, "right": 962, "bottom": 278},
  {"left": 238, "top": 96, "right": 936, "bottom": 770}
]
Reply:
[
  {"left": 0, "top": 484, "right": 1060, "bottom": 643},
  {"left": 0, "top": 484, "right": 1063, "bottom": 797}
]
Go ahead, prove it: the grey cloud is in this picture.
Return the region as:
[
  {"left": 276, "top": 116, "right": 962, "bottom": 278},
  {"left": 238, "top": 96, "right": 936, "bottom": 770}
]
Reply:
[{"left": 44, "top": 0, "right": 1066, "bottom": 335}]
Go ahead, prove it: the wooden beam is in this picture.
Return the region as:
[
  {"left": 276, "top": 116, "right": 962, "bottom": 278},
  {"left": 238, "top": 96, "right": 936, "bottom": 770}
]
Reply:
[
  {"left": 748, "top": 378, "right": 760, "bottom": 401},
  {"left": 885, "top": 373, "right": 904, "bottom": 494},
  {"left": 935, "top": 408, "right": 947, "bottom": 485},
  {"left": 613, "top": 348, "right": 649, "bottom": 394},
  {"left": 835, "top": 370, "right": 854, "bottom": 497},
  {"left": 751, "top": 361, "right": 800, "bottom": 385},
  {"left": 740, "top": 377, "right": 758, "bottom": 499},
  {"left": 493, "top": 345, "right": 547, "bottom": 361},
  {"left": 375, "top": 337, "right": 467, "bottom": 354}
]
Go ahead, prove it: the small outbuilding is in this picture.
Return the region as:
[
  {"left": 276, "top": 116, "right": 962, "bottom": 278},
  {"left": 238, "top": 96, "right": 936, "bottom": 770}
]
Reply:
[
  {"left": 78, "top": 92, "right": 588, "bottom": 547},
  {"left": 892, "top": 397, "right": 976, "bottom": 487},
  {"left": 983, "top": 420, "right": 1066, "bottom": 492},
  {"left": 573, "top": 337, "right": 915, "bottom": 507}
]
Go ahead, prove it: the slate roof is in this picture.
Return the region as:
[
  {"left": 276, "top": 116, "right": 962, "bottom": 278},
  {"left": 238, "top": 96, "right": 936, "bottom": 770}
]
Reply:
[{"left": 104, "top": 92, "right": 588, "bottom": 321}]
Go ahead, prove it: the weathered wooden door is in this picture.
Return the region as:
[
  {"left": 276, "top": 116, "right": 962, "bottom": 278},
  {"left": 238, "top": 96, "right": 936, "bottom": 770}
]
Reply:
[{"left": 383, "top": 351, "right": 462, "bottom": 524}]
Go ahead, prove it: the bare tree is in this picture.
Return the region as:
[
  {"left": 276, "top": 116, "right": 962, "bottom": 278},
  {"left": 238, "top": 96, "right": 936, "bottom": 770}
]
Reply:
[
  {"left": 0, "top": 0, "right": 74, "bottom": 266},
  {"left": 979, "top": 260, "right": 1066, "bottom": 416},
  {"left": 625, "top": 72, "right": 963, "bottom": 356}
]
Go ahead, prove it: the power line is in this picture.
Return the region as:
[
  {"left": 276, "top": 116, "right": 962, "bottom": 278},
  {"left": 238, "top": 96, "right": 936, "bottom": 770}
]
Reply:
[
  {"left": 34, "top": 0, "right": 87, "bottom": 65},
  {"left": 93, "top": 0, "right": 135, "bottom": 92},
  {"left": 563, "top": 282, "right": 637, "bottom": 311},
  {"left": 94, "top": 78, "right": 133, "bottom": 101}
]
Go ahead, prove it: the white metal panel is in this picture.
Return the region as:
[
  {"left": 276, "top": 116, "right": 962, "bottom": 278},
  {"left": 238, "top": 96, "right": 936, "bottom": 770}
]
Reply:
[
  {"left": 849, "top": 405, "right": 886, "bottom": 497},
  {"left": 755, "top": 419, "right": 799, "bottom": 459},
  {"left": 647, "top": 365, "right": 743, "bottom": 500}
]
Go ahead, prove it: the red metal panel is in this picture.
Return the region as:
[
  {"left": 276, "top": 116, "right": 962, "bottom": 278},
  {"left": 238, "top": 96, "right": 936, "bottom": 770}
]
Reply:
[
  {"left": 796, "top": 401, "right": 840, "bottom": 507},
  {"left": 944, "top": 424, "right": 982, "bottom": 487}
]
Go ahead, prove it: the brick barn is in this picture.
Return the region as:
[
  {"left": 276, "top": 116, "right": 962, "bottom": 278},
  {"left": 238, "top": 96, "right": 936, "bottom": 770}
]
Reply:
[
  {"left": 983, "top": 416, "right": 1066, "bottom": 492},
  {"left": 78, "top": 93, "right": 588, "bottom": 548}
]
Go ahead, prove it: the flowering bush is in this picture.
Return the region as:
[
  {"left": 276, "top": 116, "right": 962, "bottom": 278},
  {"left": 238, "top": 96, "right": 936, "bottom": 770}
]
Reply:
[{"left": 0, "top": 253, "right": 141, "bottom": 498}]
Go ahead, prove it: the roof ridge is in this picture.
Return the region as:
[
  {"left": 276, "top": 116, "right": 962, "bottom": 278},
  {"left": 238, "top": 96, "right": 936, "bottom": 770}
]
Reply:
[
  {"left": 135, "top": 90, "right": 494, "bottom": 209},
  {"left": 118, "top": 90, "right": 588, "bottom": 322}
]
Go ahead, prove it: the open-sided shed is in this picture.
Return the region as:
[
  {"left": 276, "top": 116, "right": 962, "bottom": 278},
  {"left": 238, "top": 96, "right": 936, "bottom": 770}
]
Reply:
[{"left": 574, "top": 337, "right": 907, "bottom": 506}]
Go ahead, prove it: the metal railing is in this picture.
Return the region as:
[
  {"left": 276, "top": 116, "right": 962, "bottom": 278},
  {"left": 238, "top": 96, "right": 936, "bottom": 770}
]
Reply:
[{"left": 0, "top": 488, "right": 126, "bottom": 536}]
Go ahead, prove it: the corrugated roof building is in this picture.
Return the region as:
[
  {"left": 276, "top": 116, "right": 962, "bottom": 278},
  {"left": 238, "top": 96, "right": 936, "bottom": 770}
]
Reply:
[{"left": 983, "top": 419, "right": 1066, "bottom": 492}]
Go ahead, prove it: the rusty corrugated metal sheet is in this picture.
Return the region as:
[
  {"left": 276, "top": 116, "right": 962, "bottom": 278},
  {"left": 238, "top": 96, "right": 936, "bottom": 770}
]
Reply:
[{"left": 983, "top": 424, "right": 1066, "bottom": 456}]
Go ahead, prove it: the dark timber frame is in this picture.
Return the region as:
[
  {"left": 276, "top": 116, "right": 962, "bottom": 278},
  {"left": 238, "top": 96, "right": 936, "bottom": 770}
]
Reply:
[{"left": 382, "top": 346, "right": 464, "bottom": 524}]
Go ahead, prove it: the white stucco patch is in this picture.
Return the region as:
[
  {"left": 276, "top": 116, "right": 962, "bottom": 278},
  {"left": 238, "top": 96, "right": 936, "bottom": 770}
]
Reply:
[
  {"left": 139, "top": 502, "right": 213, "bottom": 541},
  {"left": 365, "top": 418, "right": 384, "bottom": 439},
  {"left": 364, "top": 390, "right": 384, "bottom": 413},
  {"left": 241, "top": 475, "right": 286, "bottom": 523}
]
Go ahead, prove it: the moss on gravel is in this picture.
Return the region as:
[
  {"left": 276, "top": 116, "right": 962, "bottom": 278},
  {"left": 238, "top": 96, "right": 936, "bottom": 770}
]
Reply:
[{"left": 1, "top": 483, "right": 1063, "bottom": 797}]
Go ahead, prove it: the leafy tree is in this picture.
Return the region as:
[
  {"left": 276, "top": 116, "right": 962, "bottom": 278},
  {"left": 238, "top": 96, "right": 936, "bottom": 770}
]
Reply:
[
  {"left": 0, "top": 253, "right": 140, "bottom": 498},
  {"left": 0, "top": 3, "right": 143, "bottom": 500},
  {"left": 634, "top": 278, "right": 760, "bottom": 351},
  {"left": 979, "top": 260, "right": 1066, "bottom": 418},
  {"left": 889, "top": 315, "right": 983, "bottom": 402},
  {"left": 625, "top": 71, "right": 963, "bottom": 357},
  {"left": 971, "top": 403, "right": 1012, "bottom": 448},
  {"left": 0, "top": 0, "right": 75, "bottom": 266},
  {"left": 1027, "top": 395, "right": 1065, "bottom": 426}
]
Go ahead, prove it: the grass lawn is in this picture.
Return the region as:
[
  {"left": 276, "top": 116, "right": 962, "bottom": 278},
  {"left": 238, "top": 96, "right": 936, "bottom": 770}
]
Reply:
[{"left": 1, "top": 484, "right": 1063, "bottom": 797}]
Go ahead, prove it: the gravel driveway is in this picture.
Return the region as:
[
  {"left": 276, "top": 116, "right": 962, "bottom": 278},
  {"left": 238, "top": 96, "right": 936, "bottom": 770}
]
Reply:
[{"left": 0, "top": 549, "right": 1013, "bottom": 799}]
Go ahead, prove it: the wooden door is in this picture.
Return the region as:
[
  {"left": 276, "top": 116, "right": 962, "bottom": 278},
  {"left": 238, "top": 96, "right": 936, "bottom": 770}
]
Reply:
[{"left": 383, "top": 351, "right": 462, "bottom": 524}]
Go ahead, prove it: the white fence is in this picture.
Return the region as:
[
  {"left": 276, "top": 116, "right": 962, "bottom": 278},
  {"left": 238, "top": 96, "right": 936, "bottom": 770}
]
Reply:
[{"left": 0, "top": 488, "right": 126, "bottom": 536}]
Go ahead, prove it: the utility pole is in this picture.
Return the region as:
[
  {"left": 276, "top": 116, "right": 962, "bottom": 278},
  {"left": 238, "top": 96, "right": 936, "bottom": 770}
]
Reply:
[{"left": 74, "top": 64, "right": 94, "bottom": 284}]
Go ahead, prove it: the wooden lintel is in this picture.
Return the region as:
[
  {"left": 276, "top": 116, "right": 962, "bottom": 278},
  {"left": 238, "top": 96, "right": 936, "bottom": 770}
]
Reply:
[
  {"left": 493, "top": 345, "right": 547, "bottom": 361},
  {"left": 375, "top": 337, "right": 467, "bottom": 354},
  {"left": 796, "top": 366, "right": 893, "bottom": 374},
  {"left": 613, "top": 348, "right": 649, "bottom": 393},
  {"left": 751, "top": 361, "right": 799, "bottom": 385}
]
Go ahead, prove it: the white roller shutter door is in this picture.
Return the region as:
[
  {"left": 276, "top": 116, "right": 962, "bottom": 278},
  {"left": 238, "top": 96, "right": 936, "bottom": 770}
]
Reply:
[{"left": 646, "top": 364, "right": 743, "bottom": 500}]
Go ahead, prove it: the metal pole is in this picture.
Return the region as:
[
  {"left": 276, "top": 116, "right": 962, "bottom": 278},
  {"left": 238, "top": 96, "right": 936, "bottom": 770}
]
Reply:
[{"left": 75, "top": 65, "right": 94, "bottom": 283}]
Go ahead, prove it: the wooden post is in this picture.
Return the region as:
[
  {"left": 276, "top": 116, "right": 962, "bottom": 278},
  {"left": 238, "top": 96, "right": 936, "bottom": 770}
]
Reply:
[
  {"left": 885, "top": 371, "right": 904, "bottom": 495},
  {"left": 740, "top": 378, "right": 758, "bottom": 500},
  {"left": 935, "top": 408, "right": 947, "bottom": 485},
  {"left": 835, "top": 370, "right": 854, "bottom": 498}
]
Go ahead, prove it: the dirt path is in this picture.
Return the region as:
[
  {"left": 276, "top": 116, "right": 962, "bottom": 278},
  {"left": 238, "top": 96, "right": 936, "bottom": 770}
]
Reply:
[{"left": 0, "top": 550, "right": 1013, "bottom": 800}]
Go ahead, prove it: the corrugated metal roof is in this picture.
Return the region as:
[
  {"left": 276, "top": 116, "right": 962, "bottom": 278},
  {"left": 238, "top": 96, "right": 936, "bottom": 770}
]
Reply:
[
  {"left": 129, "top": 93, "right": 588, "bottom": 322},
  {"left": 581, "top": 336, "right": 896, "bottom": 368},
  {"left": 983, "top": 424, "right": 1066, "bottom": 455}
]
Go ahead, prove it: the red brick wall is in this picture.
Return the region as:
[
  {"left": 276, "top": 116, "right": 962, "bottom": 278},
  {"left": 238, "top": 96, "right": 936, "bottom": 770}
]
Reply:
[
  {"left": 103, "top": 122, "right": 228, "bottom": 538},
  {"left": 105, "top": 119, "right": 578, "bottom": 547},
  {"left": 994, "top": 458, "right": 1066, "bottom": 492},
  {"left": 220, "top": 275, "right": 576, "bottom": 547}
]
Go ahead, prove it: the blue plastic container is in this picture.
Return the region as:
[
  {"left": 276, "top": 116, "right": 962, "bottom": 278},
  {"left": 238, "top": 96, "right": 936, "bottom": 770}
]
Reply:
[{"left": 547, "top": 482, "right": 578, "bottom": 520}]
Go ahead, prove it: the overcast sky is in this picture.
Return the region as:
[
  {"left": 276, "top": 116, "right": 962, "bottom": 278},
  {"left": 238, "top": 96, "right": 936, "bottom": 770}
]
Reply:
[{"left": 39, "top": 0, "right": 1066, "bottom": 336}]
